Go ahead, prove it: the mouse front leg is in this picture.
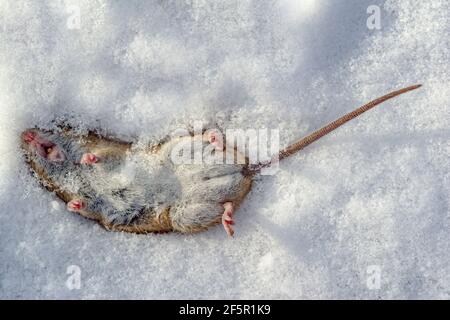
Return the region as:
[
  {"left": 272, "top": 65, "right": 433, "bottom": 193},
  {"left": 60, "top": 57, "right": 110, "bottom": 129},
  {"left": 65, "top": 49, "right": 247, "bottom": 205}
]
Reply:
[
  {"left": 67, "top": 199, "right": 86, "bottom": 212},
  {"left": 80, "top": 153, "right": 99, "bottom": 164},
  {"left": 66, "top": 198, "right": 103, "bottom": 222},
  {"left": 79, "top": 132, "right": 131, "bottom": 165},
  {"left": 79, "top": 147, "right": 124, "bottom": 165},
  {"left": 222, "top": 201, "right": 234, "bottom": 237}
]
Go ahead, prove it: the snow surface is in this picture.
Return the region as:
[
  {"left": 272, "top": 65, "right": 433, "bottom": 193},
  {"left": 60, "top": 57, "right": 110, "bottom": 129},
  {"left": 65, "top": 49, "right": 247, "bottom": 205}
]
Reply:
[{"left": 0, "top": 0, "right": 449, "bottom": 299}]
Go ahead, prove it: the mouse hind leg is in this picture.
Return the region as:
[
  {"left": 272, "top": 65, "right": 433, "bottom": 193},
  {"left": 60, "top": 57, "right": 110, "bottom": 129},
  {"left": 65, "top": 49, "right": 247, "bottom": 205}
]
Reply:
[
  {"left": 222, "top": 202, "right": 235, "bottom": 237},
  {"left": 178, "top": 174, "right": 252, "bottom": 236},
  {"left": 170, "top": 199, "right": 245, "bottom": 237},
  {"left": 170, "top": 202, "right": 224, "bottom": 234}
]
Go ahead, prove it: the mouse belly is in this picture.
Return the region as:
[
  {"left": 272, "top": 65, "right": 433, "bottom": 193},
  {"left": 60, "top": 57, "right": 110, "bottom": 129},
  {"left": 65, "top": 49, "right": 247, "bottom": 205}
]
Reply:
[
  {"left": 21, "top": 129, "right": 253, "bottom": 235},
  {"left": 169, "top": 162, "right": 252, "bottom": 233},
  {"left": 147, "top": 134, "right": 253, "bottom": 234}
]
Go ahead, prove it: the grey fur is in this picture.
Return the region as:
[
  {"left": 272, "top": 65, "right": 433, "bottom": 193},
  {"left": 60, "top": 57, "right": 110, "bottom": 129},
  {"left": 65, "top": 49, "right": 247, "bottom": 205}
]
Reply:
[{"left": 25, "top": 130, "right": 248, "bottom": 228}]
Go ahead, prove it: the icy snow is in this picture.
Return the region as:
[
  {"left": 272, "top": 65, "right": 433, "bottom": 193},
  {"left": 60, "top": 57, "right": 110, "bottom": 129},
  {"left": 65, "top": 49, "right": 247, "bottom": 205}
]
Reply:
[{"left": 0, "top": 0, "right": 449, "bottom": 299}]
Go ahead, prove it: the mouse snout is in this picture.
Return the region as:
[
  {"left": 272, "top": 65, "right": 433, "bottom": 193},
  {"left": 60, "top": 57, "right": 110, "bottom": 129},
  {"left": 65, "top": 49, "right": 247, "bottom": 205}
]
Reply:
[
  {"left": 22, "top": 130, "right": 37, "bottom": 144},
  {"left": 22, "top": 130, "right": 66, "bottom": 162}
]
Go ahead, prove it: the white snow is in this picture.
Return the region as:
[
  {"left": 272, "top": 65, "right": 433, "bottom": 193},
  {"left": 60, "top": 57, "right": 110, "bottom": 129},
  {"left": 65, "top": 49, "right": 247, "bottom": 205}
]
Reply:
[{"left": 0, "top": 0, "right": 449, "bottom": 299}]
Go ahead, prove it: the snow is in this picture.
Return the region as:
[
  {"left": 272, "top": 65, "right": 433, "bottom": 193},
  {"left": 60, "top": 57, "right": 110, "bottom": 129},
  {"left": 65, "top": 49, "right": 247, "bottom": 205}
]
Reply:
[{"left": 0, "top": 0, "right": 449, "bottom": 299}]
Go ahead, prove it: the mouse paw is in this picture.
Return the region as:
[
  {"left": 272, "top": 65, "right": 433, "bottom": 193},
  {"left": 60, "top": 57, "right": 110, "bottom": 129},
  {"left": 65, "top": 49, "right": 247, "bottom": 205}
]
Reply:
[
  {"left": 67, "top": 199, "right": 85, "bottom": 212},
  {"left": 207, "top": 129, "right": 224, "bottom": 151},
  {"left": 80, "top": 153, "right": 99, "bottom": 165},
  {"left": 222, "top": 202, "right": 234, "bottom": 237}
]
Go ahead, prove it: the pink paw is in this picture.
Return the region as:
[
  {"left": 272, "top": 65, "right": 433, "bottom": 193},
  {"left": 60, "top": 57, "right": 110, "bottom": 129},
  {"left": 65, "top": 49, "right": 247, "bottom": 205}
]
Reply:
[
  {"left": 67, "top": 199, "right": 85, "bottom": 212},
  {"left": 222, "top": 202, "right": 234, "bottom": 237},
  {"left": 207, "top": 130, "right": 224, "bottom": 151},
  {"left": 80, "top": 153, "right": 99, "bottom": 165}
]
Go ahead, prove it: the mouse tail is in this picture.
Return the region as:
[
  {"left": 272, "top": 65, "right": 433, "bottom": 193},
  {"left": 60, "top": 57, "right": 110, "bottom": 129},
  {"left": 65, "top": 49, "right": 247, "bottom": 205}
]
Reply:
[{"left": 246, "top": 84, "right": 422, "bottom": 174}]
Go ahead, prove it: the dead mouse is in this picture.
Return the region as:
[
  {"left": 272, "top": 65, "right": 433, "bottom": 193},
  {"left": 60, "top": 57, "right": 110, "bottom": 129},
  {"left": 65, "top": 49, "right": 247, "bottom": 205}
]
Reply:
[{"left": 20, "top": 84, "right": 421, "bottom": 236}]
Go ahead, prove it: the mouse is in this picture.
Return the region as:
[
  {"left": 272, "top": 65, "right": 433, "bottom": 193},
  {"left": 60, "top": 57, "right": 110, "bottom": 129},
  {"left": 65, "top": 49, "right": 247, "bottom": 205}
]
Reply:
[{"left": 20, "top": 84, "right": 421, "bottom": 237}]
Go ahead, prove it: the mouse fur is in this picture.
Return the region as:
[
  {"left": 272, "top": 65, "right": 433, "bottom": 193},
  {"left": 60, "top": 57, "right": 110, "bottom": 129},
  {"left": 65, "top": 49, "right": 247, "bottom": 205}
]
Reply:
[{"left": 21, "top": 128, "right": 252, "bottom": 234}]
